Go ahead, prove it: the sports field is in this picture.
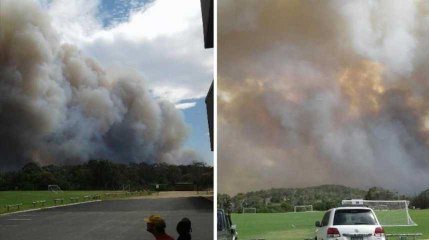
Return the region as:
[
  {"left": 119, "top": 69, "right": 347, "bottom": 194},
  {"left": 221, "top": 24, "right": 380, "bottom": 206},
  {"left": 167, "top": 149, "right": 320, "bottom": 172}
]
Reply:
[
  {"left": 0, "top": 191, "right": 150, "bottom": 214},
  {"left": 231, "top": 209, "right": 429, "bottom": 240}
]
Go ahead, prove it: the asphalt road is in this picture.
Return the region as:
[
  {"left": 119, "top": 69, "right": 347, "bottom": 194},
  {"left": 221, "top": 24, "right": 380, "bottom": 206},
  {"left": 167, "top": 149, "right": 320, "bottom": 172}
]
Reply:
[{"left": 0, "top": 197, "right": 213, "bottom": 240}]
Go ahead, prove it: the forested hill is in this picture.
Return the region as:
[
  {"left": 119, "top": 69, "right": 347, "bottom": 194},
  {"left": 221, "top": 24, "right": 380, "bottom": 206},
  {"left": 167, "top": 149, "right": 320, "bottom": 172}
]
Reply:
[
  {"left": 0, "top": 160, "right": 213, "bottom": 191},
  {"left": 219, "top": 185, "right": 370, "bottom": 212}
]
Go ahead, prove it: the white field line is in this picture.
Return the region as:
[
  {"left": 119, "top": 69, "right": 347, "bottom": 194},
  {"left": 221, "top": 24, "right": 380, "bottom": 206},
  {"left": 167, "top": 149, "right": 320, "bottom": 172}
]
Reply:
[
  {"left": 0, "top": 200, "right": 102, "bottom": 216},
  {"left": 7, "top": 218, "right": 32, "bottom": 221}
]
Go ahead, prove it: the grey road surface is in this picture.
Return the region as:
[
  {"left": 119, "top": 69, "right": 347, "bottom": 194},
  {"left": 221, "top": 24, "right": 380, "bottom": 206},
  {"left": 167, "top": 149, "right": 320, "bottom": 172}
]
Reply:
[{"left": 0, "top": 197, "right": 213, "bottom": 240}]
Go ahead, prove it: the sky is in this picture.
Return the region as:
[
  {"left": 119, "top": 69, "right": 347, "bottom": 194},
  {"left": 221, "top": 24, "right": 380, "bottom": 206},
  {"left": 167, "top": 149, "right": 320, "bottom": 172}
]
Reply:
[
  {"left": 43, "top": 0, "right": 213, "bottom": 102},
  {"left": 218, "top": 0, "right": 429, "bottom": 195},
  {"left": 0, "top": 0, "right": 213, "bottom": 168}
]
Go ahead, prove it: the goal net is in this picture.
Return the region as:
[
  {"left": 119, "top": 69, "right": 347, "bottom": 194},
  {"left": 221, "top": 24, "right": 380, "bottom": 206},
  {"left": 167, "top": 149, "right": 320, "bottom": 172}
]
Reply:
[
  {"left": 342, "top": 199, "right": 416, "bottom": 226},
  {"left": 48, "top": 185, "right": 63, "bottom": 193},
  {"left": 242, "top": 207, "right": 257, "bottom": 213},
  {"left": 294, "top": 205, "right": 313, "bottom": 212}
]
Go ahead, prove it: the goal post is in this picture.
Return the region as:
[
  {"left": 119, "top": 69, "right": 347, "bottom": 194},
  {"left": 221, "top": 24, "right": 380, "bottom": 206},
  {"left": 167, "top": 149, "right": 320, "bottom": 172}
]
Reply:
[
  {"left": 242, "top": 207, "right": 257, "bottom": 213},
  {"left": 342, "top": 199, "right": 417, "bottom": 226},
  {"left": 294, "top": 205, "right": 313, "bottom": 212},
  {"left": 48, "top": 185, "right": 63, "bottom": 193}
]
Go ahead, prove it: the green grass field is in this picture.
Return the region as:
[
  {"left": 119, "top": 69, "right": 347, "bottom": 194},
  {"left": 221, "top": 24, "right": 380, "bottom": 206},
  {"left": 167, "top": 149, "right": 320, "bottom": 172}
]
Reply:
[
  {"left": 231, "top": 209, "right": 429, "bottom": 240},
  {"left": 375, "top": 210, "right": 414, "bottom": 226},
  {"left": 0, "top": 191, "right": 151, "bottom": 214}
]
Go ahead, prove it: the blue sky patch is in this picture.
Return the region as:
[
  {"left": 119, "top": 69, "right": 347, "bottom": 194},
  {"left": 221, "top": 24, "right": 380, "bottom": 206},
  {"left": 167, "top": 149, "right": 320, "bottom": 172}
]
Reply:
[
  {"left": 182, "top": 98, "right": 213, "bottom": 165},
  {"left": 98, "top": 0, "right": 154, "bottom": 28}
]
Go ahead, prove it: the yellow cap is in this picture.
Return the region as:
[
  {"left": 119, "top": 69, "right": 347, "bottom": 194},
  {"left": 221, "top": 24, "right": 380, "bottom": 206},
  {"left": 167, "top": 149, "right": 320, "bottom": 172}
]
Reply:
[{"left": 144, "top": 214, "right": 166, "bottom": 227}]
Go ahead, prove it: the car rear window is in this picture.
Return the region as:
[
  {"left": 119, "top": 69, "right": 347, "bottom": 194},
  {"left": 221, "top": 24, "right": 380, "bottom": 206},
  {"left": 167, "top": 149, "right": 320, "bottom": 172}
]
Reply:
[{"left": 333, "top": 209, "right": 377, "bottom": 225}]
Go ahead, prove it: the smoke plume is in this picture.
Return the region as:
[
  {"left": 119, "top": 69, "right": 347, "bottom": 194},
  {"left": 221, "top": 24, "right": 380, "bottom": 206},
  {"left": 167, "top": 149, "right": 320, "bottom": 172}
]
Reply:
[
  {"left": 218, "top": 0, "right": 429, "bottom": 195},
  {"left": 0, "top": 0, "right": 198, "bottom": 169}
]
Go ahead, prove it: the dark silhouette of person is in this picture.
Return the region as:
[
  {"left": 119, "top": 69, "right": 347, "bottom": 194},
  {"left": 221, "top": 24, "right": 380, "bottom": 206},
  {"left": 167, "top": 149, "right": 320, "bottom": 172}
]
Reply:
[
  {"left": 176, "top": 217, "right": 192, "bottom": 240},
  {"left": 144, "top": 214, "right": 174, "bottom": 240}
]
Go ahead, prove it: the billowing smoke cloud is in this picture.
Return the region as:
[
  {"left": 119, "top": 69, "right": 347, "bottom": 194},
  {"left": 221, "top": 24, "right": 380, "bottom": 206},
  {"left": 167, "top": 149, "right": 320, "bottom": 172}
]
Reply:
[
  {"left": 218, "top": 0, "right": 429, "bottom": 195},
  {"left": 0, "top": 0, "right": 201, "bottom": 169}
]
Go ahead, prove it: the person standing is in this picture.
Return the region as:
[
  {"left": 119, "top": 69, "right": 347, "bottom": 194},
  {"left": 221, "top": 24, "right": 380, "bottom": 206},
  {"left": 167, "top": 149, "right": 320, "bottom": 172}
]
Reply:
[
  {"left": 176, "top": 217, "right": 192, "bottom": 240},
  {"left": 144, "top": 214, "right": 174, "bottom": 240}
]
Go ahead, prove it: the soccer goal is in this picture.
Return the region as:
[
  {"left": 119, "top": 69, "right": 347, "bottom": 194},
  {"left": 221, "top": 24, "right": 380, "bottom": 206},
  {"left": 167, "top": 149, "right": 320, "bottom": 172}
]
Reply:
[
  {"left": 48, "top": 185, "right": 63, "bottom": 193},
  {"left": 122, "top": 184, "right": 131, "bottom": 192},
  {"left": 342, "top": 199, "right": 417, "bottom": 226},
  {"left": 242, "top": 207, "right": 257, "bottom": 213},
  {"left": 294, "top": 205, "right": 313, "bottom": 212}
]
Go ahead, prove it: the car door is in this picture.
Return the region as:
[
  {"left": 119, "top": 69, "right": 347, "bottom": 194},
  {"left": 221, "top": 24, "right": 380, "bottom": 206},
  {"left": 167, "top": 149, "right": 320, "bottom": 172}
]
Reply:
[
  {"left": 217, "top": 210, "right": 232, "bottom": 240},
  {"left": 316, "top": 210, "right": 331, "bottom": 240}
]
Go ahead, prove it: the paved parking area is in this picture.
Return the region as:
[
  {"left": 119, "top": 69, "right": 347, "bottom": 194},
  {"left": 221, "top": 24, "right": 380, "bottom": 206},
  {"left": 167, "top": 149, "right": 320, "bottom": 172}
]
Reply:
[{"left": 0, "top": 197, "right": 213, "bottom": 240}]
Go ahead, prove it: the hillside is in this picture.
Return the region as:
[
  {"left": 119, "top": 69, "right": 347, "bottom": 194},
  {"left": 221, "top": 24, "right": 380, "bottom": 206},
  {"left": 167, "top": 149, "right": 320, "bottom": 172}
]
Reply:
[{"left": 219, "top": 185, "right": 368, "bottom": 212}]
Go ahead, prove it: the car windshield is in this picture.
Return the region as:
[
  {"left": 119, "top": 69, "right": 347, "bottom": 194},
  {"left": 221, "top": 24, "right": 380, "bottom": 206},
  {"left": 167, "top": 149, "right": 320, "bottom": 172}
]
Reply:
[{"left": 333, "top": 209, "right": 377, "bottom": 225}]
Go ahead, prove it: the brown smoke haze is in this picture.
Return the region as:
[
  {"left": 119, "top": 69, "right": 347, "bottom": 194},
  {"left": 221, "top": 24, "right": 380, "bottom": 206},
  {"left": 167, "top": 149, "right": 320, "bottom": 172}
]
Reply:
[
  {"left": 218, "top": 0, "right": 429, "bottom": 195},
  {"left": 0, "top": 0, "right": 201, "bottom": 170}
]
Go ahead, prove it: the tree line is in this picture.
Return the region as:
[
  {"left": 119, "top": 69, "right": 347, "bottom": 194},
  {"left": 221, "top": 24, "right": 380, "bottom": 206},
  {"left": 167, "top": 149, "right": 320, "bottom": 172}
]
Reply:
[
  {"left": 0, "top": 160, "right": 213, "bottom": 191},
  {"left": 218, "top": 185, "right": 429, "bottom": 213}
]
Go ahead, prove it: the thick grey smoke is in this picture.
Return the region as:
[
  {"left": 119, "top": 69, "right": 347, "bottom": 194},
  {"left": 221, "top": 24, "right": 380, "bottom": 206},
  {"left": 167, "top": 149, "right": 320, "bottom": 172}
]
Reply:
[
  {"left": 218, "top": 0, "right": 429, "bottom": 195},
  {"left": 0, "top": 0, "right": 198, "bottom": 169}
]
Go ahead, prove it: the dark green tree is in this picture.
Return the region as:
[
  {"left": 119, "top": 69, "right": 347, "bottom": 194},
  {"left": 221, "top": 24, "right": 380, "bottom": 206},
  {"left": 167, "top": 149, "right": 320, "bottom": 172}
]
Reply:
[
  {"left": 365, "top": 187, "right": 396, "bottom": 200},
  {"left": 412, "top": 189, "right": 429, "bottom": 209}
]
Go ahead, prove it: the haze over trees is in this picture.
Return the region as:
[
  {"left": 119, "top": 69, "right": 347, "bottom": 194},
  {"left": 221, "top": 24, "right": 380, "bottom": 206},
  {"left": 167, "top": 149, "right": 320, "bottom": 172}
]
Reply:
[
  {"left": 0, "top": 160, "right": 213, "bottom": 191},
  {"left": 218, "top": 185, "right": 429, "bottom": 213}
]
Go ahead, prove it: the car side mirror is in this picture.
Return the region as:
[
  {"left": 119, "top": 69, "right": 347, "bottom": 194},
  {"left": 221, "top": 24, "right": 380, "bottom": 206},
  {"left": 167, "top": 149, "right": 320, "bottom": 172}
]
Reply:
[
  {"left": 315, "top": 221, "right": 321, "bottom": 227},
  {"left": 231, "top": 224, "right": 237, "bottom": 234}
]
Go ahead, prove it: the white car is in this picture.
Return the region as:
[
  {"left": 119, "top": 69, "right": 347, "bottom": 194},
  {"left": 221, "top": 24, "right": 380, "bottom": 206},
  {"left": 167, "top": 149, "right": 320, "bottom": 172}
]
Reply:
[{"left": 315, "top": 206, "right": 385, "bottom": 240}]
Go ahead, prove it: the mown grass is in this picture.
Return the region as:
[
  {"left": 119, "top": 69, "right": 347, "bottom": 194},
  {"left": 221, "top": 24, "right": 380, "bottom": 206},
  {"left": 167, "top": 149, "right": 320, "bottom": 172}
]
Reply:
[
  {"left": 0, "top": 190, "right": 151, "bottom": 214},
  {"left": 231, "top": 209, "right": 429, "bottom": 240},
  {"left": 231, "top": 211, "right": 321, "bottom": 240}
]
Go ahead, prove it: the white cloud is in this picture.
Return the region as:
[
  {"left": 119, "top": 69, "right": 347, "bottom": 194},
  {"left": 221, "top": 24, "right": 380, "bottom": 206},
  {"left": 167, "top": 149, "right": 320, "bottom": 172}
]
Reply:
[
  {"left": 44, "top": 0, "right": 103, "bottom": 44},
  {"left": 43, "top": 0, "right": 213, "bottom": 103},
  {"left": 175, "top": 102, "right": 197, "bottom": 110},
  {"left": 99, "top": 0, "right": 200, "bottom": 41}
]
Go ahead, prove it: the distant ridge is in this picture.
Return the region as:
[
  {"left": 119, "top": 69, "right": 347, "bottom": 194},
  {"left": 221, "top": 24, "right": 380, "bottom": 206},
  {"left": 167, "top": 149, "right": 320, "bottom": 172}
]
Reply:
[
  {"left": 222, "top": 185, "right": 368, "bottom": 212},
  {"left": 238, "top": 184, "right": 367, "bottom": 199}
]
